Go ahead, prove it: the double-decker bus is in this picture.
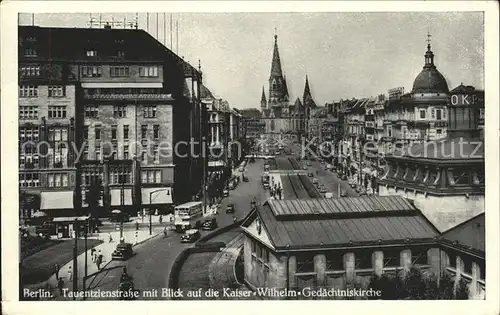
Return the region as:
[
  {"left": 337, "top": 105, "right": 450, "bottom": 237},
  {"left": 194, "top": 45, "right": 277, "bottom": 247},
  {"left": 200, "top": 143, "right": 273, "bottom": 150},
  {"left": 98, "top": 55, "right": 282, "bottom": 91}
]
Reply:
[{"left": 174, "top": 201, "right": 203, "bottom": 232}]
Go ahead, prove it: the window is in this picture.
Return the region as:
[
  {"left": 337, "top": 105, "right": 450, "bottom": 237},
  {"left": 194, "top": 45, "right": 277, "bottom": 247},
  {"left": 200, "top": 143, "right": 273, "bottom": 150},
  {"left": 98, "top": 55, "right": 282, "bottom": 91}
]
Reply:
[
  {"left": 139, "top": 66, "right": 159, "bottom": 77},
  {"left": 19, "top": 85, "right": 38, "bottom": 97},
  {"left": 19, "top": 106, "right": 38, "bottom": 119},
  {"left": 48, "top": 86, "right": 65, "bottom": 97},
  {"left": 95, "top": 145, "right": 101, "bottom": 161},
  {"left": 113, "top": 105, "right": 127, "bottom": 118},
  {"left": 112, "top": 143, "right": 118, "bottom": 159},
  {"left": 325, "top": 253, "right": 344, "bottom": 271},
  {"left": 123, "top": 125, "right": 129, "bottom": 140},
  {"left": 447, "top": 252, "right": 457, "bottom": 269},
  {"left": 20, "top": 65, "right": 40, "bottom": 77},
  {"left": 19, "top": 173, "right": 40, "bottom": 188},
  {"left": 19, "top": 128, "right": 39, "bottom": 142},
  {"left": 419, "top": 109, "right": 426, "bottom": 119},
  {"left": 48, "top": 106, "right": 67, "bottom": 119},
  {"left": 411, "top": 249, "right": 428, "bottom": 266},
  {"left": 141, "top": 151, "right": 146, "bottom": 162},
  {"left": 123, "top": 145, "right": 129, "bottom": 160},
  {"left": 141, "top": 125, "right": 148, "bottom": 139},
  {"left": 83, "top": 145, "right": 89, "bottom": 160},
  {"left": 296, "top": 253, "right": 315, "bottom": 273},
  {"left": 436, "top": 129, "right": 442, "bottom": 135},
  {"left": 153, "top": 145, "right": 159, "bottom": 163},
  {"left": 153, "top": 125, "right": 159, "bottom": 139},
  {"left": 355, "top": 251, "right": 372, "bottom": 270},
  {"left": 83, "top": 126, "right": 89, "bottom": 140},
  {"left": 462, "top": 256, "right": 473, "bottom": 275},
  {"left": 95, "top": 126, "right": 101, "bottom": 140},
  {"left": 436, "top": 109, "right": 442, "bottom": 120},
  {"left": 81, "top": 66, "right": 102, "bottom": 77},
  {"left": 111, "top": 125, "right": 117, "bottom": 140},
  {"left": 86, "top": 50, "right": 98, "bottom": 57},
  {"left": 155, "top": 170, "right": 161, "bottom": 183},
  {"left": 383, "top": 249, "right": 400, "bottom": 267},
  {"left": 116, "top": 50, "right": 125, "bottom": 58},
  {"left": 85, "top": 105, "right": 99, "bottom": 118},
  {"left": 110, "top": 66, "right": 129, "bottom": 77},
  {"left": 431, "top": 109, "right": 435, "bottom": 119},
  {"left": 24, "top": 47, "right": 37, "bottom": 56},
  {"left": 140, "top": 170, "right": 162, "bottom": 183},
  {"left": 251, "top": 240, "right": 257, "bottom": 253},
  {"left": 143, "top": 106, "right": 157, "bottom": 118}
]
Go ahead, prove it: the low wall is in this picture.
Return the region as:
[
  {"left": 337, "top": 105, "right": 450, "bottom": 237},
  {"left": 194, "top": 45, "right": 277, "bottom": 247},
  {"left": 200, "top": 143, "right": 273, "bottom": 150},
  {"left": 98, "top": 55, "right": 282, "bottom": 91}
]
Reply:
[{"left": 168, "top": 219, "right": 245, "bottom": 292}]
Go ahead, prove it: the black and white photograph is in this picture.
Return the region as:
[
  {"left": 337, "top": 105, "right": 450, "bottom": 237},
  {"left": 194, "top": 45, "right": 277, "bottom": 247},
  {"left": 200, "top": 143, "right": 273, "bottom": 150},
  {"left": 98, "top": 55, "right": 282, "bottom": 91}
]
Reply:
[{"left": 2, "top": 1, "right": 499, "bottom": 313}]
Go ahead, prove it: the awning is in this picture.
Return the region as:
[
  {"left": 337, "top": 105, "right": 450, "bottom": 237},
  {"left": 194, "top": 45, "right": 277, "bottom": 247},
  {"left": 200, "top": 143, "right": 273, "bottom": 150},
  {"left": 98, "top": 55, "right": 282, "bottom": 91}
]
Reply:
[
  {"left": 53, "top": 215, "right": 90, "bottom": 223},
  {"left": 142, "top": 187, "right": 173, "bottom": 205},
  {"left": 41, "top": 191, "right": 73, "bottom": 210},
  {"left": 81, "top": 82, "right": 163, "bottom": 88},
  {"left": 208, "top": 161, "right": 225, "bottom": 167},
  {"left": 110, "top": 188, "right": 132, "bottom": 206}
]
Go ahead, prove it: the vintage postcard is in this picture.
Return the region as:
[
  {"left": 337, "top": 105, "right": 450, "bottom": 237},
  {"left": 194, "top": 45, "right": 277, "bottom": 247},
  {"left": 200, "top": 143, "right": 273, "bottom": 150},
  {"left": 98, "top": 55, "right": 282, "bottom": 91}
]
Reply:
[{"left": 1, "top": 1, "right": 499, "bottom": 315}]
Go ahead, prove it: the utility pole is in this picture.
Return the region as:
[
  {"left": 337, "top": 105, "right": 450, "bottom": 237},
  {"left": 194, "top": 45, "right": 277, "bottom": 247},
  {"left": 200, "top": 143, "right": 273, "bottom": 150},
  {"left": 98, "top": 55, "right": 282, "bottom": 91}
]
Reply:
[
  {"left": 72, "top": 219, "right": 78, "bottom": 299},
  {"left": 83, "top": 220, "right": 88, "bottom": 298}
]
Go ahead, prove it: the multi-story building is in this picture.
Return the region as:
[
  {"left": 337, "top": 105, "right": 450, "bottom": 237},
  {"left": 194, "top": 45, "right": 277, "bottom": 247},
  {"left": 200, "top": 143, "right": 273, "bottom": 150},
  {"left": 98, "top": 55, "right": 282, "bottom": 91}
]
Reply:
[
  {"left": 19, "top": 41, "right": 78, "bottom": 217},
  {"left": 18, "top": 25, "right": 203, "bottom": 218}
]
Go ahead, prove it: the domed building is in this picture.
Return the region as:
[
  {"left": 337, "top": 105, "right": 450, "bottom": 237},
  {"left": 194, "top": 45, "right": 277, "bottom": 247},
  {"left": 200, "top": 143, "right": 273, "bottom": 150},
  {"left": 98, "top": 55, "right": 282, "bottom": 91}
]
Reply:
[{"left": 378, "top": 38, "right": 485, "bottom": 233}]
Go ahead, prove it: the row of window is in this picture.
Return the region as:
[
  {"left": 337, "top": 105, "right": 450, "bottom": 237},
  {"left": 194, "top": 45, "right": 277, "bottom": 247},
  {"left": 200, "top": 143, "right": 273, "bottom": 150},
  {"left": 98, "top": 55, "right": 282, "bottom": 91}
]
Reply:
[
  {"left": 85, "top": 105, "right": 158, "bottom": 119},
  {"left": 19, "top": 105, "right": 68, "bottom": 120},
  {"left": 81, "top": 65, "right": 159, "bottom": 78},
  {"left": 18, "top": 172, "right": 69, "bottom": 188},
  {"left": 292, "top": 249, "right": 428, "bottom": 273},
  {"left": 250, "top": 239, "right": 270, "bottom": 264},
  {"left": 19, "top": 85, "right": 67, "bottom": 98},
  {"left": 447, "top": 251, "right": 485, "bottom": 280},
  {"left": 141, "top": 170, "right": 162, "bottom": 184},
  {"left": 419, "top": 108, "right": 446, "bottom": 120},
  {"left": 83, "top": 124, "right": 160, "bottom": 141}
]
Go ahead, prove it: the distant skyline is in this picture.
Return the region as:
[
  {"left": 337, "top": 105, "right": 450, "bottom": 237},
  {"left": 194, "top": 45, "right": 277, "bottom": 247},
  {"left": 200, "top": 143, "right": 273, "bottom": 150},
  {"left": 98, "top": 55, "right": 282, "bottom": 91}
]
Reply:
[{"left": 19, "top": 12, "right": 484, "bottom": 109}]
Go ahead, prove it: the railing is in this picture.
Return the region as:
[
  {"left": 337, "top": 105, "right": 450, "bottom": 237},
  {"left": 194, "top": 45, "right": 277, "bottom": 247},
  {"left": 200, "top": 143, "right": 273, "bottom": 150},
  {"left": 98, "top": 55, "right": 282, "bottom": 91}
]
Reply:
[{"left": 84, "top": 93, "right": 173, "bottom": 100}]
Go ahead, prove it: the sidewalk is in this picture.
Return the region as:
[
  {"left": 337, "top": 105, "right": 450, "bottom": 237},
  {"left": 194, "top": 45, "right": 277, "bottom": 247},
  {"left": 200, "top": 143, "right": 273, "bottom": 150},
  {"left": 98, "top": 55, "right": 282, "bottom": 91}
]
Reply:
[{"left": 42, "top": 229, "right": 161, "bottom": 300}]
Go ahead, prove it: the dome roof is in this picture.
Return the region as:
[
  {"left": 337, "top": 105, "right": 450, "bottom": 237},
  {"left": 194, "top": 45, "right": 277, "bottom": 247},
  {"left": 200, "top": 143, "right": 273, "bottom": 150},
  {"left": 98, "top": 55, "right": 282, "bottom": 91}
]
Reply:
[{"left": 412, "top": 67, "right": 449, "bottom": 94}]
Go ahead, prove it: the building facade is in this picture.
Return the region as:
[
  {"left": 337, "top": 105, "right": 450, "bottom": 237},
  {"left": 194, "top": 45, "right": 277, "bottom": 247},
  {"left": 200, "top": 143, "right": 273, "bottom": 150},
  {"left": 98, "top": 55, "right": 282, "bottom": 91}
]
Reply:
[{"left": 18, "top": 25, "right": 203, "bottom": 218}]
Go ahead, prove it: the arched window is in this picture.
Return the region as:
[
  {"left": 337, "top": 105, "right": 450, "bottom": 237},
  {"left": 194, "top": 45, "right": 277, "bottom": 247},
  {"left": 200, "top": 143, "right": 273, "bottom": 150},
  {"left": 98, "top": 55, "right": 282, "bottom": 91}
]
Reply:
[
  {"left": 270, "top": 120, "right": 275, "bottom": 131},
  {"left": 272, "top": 79, "right": 277, "bottom": 90}
]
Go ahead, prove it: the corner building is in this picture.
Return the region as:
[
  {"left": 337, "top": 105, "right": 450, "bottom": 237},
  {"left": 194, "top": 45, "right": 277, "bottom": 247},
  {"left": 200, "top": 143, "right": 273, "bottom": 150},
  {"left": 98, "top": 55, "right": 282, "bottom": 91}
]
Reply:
[{"left": 18, "top": 25, "right": 203, "bottom": 218}]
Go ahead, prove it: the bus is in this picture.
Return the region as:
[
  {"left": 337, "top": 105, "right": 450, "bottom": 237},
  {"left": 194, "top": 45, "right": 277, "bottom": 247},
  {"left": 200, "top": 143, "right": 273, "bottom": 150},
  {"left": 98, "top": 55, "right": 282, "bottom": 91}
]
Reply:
[
  {"left": 261, "top": 172, "right": 270, "bottom": 189},
  {"left": 174, "top": 201, "right": 203, "bottom": 232}
]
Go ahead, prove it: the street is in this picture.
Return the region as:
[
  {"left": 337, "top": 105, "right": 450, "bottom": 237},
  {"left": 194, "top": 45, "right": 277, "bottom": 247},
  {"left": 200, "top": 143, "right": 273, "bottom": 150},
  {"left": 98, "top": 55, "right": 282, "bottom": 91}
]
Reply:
[{"left": 86, "top": 159, "right": 267, "bottom": 300}]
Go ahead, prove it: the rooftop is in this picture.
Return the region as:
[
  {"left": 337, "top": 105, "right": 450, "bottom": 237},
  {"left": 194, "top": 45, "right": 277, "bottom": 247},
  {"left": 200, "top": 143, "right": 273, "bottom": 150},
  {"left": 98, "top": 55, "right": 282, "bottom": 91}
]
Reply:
[{"left": 243, "top": 196, "right": 440, "bottom": 249}]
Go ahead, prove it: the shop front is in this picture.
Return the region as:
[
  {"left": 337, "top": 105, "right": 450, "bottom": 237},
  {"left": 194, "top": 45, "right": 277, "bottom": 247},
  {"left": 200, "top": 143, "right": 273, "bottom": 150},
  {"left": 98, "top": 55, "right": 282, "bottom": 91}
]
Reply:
[
  {"left": 40, "top": 190, "right": 74, "bottom": 217},
  {"left": 52, "top": 215, "right": 90, "bottom": 239},
  {"left": 141, "top": 187, "right": 173, "bottom": 215}
]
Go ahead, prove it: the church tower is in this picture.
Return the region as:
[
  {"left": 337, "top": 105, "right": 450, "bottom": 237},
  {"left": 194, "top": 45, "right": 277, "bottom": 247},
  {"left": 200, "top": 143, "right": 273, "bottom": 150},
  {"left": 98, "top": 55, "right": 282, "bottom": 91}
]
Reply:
[
  {"left": 260, "top": 86, "right": 267, "bottom": 110},
  {"left": 268, "top": 34, "right": 288, "bottom": 105}
]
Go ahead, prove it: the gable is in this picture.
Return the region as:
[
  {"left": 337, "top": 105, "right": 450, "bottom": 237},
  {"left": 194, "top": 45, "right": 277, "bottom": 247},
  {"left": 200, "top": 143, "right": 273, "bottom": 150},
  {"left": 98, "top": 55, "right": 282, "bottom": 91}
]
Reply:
[{"left": 242, "top": 214, "right": 275, "bottom": 249}]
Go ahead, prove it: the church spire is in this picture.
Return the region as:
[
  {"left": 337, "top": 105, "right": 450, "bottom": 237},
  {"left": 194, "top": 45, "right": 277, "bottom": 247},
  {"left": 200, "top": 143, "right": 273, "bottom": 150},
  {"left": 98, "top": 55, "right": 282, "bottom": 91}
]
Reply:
[
  {"left": 260, "top": 86, "right": 267, "bottom": 109},
  {"left": 270, "top": 34, "right": 283, "bottom": 78},
  {"left": 303, "top": 75, "right": 316, "bottom": 108}
]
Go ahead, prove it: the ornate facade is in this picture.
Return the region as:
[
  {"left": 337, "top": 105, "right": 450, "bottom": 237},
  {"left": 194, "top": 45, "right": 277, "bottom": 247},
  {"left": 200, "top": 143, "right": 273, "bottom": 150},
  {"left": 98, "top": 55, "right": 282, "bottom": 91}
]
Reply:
[{"left": 260, "top": 35, "right": 316, "bottom": 139}]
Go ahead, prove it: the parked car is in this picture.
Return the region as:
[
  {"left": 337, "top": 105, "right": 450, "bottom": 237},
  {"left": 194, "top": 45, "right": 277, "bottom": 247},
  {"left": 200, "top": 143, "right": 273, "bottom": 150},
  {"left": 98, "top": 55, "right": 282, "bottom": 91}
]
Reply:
[
  {"left": 181, "top": 229, "right": 201, "bottom": 243},
  {"left": 238, "top": 167, "right": 245, "bottom": 172},
  {"left": 202, "top": 217, "right": 218, "bottom": 231},
  {"left": 340, "top": 189, "right": 348, "bottom": 197},
  {"left": 307, "top": 161, "right": 312, "bottom": 166},
  {"left": 325, "top": 192, "right": 334, "bottom": 199},
  {"left": 226, "top": 203, "right": 235, "bottom": 213},
  {"left": 111, "top": 243, "right": 134, "bottom": 261},
  {"left": 242, "top": 175, "right": 249, "bottom": 182},
  {"left": 312, "top": 178, "right": 319, "bottom": 185},
  {"left": 319, "top": 188, "right": 327, "bottom": 193},
  {"left": 228, "top": 182, "right": 235, "bottom": 190},
  {"left": 302, "top": 165, "right": 308, "bottom": 170},
  {"left": 307, "top": 172, "right": 314, "bottom": 177},
  {"left": 223, "top": 190, "right": 229, "bottom": 197}
]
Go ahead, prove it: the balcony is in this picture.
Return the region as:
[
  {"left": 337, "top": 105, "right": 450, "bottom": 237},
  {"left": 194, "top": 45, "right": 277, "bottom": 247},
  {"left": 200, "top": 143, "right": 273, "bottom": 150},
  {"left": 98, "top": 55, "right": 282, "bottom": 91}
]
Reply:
[
  {"left": 365, "top": 121, "right": 375, "bottom": 128},
  {"left": 84, "top": 93, "right": 173, "bottom": 101}
]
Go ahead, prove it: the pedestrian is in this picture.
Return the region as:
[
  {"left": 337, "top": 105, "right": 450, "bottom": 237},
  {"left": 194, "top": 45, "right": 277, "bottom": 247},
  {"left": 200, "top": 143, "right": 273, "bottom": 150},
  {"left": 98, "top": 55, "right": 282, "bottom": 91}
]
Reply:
[
  {"left": 67, "top": 266, "right": 73, "bottom": 281},
  {"left": 135, "top": 221, "right": 139, "bottom": 231},
  {"left": 108, "top": 233, "right": 113, "bottom": 243},
  {"left": 54, "top": 263, "right": 60, "bottom": 280},
  {"left": 57, "top": 278, "right": 64, "bottom": 296},
  {"left": 159, "top": 215, "right": 162, "bottom": 224},
  {"left": 96, "top": 251, "right": 103, "bottom": 270},
  {"left": 92, "top": 249, "right": 97, "bottom": 263}
]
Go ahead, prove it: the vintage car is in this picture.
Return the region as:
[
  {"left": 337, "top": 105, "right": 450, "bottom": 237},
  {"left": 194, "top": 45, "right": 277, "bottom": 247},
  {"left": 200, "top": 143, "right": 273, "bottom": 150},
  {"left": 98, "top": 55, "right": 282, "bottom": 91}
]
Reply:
[
  {"left": 340, "top": 189, "right": 348, "bottom": 197},
  {"left": 111, "top": 243, "right": 134, "bottom": 261},
  {"left": 223, "top": 190, "right": 229, "bottom": 197},
  {"left": 202, "top": 217, "right": 218, "bottom": 231},
  {"left": 180, "top": 229, "right": 201, "bottom": 243},
  {"left": 226, "top": 203, "right": 235, "bottom": 213}
]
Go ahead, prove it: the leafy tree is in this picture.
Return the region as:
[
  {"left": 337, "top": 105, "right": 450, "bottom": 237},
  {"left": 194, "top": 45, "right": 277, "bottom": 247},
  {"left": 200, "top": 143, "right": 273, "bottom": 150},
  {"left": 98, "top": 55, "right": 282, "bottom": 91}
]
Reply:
[{"left": 367, "top": 267, "right": 470, "bottom": 300}]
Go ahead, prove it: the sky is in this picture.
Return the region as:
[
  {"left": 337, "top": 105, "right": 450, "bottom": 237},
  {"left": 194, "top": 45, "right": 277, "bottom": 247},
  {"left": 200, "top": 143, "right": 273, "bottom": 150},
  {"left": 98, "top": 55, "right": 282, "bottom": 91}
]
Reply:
[{"left": 19, "top": 12, "right": 484, "bottom": 110}]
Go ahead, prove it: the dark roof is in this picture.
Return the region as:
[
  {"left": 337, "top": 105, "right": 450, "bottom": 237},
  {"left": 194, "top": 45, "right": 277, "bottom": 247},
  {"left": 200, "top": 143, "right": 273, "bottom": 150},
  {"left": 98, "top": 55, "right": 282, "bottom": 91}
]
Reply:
[
  {"left": 245, "top": 196, "right": 439, "bottom": 249},
  {"left": 412, "top": 67, "right": 449, "bottom": 94},
  {"left": 240, "top": 108, "right": 262, "bottom": 118},
  {"left": 450, "top": 84, "right": 477, "bottom": 94},
  {"left": 200, "top": 84, "right": 214, "bottom": 99},
  {"left": 270, "top": 35, "right": 283, "bottom": 78},
  {"left": 19, "top": 25, "right": 199, "bottom": 76},
  {"left": 440, "top": 213, "right": 484, "bottom": 255}
]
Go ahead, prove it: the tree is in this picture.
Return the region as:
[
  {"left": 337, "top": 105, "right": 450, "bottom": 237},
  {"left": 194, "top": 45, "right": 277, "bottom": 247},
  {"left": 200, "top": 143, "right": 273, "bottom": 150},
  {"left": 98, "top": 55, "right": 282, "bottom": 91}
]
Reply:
[
  {"left": 84, "top": 178, "right": 103, "bottom": 218},
  {"left": 367, "top": 267, "right": 470, "bottom": 300}
]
